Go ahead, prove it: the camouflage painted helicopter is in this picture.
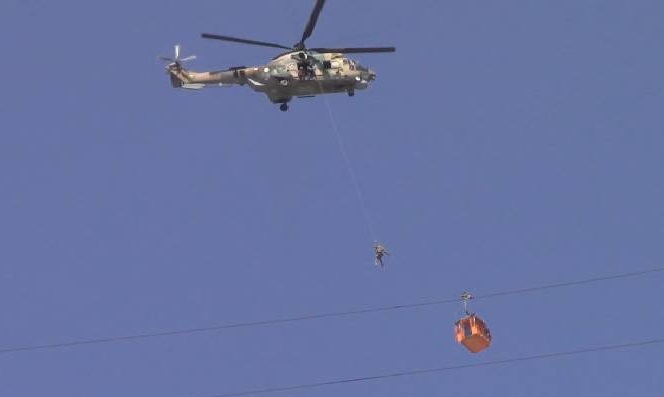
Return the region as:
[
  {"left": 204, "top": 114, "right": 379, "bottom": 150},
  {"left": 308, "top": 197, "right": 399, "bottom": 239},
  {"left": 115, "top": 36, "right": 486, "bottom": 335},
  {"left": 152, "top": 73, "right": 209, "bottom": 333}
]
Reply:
[{"left": 159, "top": 0, "right": 395, "bottom": 111}]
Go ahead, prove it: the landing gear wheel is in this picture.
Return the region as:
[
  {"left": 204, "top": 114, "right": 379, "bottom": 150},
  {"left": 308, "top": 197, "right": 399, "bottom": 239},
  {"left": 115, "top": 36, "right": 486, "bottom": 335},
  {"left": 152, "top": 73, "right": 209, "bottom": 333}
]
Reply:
[
  {"left": 279, "top": 103, "right": 289, "bottom": 112},
  {"left": 347, "top": 89, "right": 355, "bottom": 97},
  {"left": 279, "top": 79, "right": 289, "bottom": 86}
]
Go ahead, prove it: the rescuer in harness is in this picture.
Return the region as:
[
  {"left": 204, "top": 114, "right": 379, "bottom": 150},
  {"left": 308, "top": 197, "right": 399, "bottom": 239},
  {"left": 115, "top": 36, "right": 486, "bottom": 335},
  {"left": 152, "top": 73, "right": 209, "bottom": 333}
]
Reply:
[{"left": 374, "top": 241, "right": 389, "bottom": 267}]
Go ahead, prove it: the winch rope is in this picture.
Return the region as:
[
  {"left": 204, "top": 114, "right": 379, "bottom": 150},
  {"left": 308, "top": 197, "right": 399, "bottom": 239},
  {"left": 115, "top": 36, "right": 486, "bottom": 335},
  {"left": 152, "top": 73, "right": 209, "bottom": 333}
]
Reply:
[{"left": 322, "top": 97, "right": 378, "bottom": 243}]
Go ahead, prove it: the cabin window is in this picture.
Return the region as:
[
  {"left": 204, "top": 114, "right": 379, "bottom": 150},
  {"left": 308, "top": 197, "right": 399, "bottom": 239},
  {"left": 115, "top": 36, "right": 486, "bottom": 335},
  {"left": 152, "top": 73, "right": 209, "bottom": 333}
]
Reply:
[
  {"left": 322, "top": 61, "right": 332, "bottom": 69},
  {"left": 463, "top": 322, "right": 473, "bottom": 337}
]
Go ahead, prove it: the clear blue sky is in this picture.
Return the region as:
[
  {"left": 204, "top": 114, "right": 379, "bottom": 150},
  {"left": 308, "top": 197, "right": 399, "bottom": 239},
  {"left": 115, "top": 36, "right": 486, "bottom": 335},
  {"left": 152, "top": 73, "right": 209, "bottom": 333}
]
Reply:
[{"left": 1, "top": 1, "right": 663, "bottom": 396}]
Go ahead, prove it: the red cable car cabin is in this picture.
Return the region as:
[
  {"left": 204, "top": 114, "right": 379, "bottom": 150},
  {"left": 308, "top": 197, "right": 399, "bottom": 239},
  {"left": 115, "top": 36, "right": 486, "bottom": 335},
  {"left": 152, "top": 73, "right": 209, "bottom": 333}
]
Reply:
[{"left": 454, "top": 313, "right": 492, "bottom": 353}]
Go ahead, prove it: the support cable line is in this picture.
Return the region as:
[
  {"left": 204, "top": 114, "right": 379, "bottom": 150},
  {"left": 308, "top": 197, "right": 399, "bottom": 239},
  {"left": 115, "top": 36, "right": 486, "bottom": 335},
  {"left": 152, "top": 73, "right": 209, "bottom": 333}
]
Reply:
[
  {"left": 0, "top": 266, "right": 661, "bottom": 356},
  {"left": 205, "top": 337, "right": 664, "bottom": 397}
]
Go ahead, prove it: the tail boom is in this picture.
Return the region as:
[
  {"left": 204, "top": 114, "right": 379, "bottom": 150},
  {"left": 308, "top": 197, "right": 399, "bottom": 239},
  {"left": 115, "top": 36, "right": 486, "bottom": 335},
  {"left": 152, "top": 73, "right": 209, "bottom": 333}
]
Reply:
[{"left": 168, "top": 66, "right": 258, "bottom": 89}]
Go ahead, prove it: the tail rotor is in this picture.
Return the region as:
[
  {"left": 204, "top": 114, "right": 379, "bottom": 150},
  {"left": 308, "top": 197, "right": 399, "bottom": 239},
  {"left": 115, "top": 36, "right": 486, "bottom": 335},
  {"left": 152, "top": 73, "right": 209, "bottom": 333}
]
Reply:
[{"left": 159, "top": 44, "right": 196, "bottom": 69}]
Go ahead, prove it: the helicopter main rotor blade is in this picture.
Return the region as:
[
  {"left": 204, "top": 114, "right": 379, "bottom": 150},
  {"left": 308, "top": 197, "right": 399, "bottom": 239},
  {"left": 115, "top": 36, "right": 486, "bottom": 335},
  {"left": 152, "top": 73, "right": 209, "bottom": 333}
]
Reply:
[
  {"left": 201, "top": 33, "right": 291, "bottom": 50},
  {"left": 298, "top": 0, "right": 326, "bottom": 48},
  {"left": 310, "top": 46, "right": 396, "bottom": 54}
]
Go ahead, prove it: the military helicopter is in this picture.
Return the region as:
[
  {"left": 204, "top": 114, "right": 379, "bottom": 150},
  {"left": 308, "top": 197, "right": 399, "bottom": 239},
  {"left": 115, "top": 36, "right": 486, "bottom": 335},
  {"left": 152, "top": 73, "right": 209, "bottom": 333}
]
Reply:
[{"left": 160, "top": 0, "right": 395, "bottom": 111}]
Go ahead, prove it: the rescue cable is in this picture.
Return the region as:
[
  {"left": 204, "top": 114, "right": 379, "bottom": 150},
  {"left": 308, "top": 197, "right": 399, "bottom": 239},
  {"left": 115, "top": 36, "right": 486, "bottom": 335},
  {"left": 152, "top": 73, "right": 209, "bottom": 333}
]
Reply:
[{"left": 321, "top": 97, "right": 377, "bottom": 242}]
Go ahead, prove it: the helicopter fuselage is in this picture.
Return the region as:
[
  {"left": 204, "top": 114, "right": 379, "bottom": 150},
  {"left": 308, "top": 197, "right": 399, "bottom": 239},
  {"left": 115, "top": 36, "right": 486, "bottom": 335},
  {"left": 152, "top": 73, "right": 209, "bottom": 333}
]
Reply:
[
  {"left": 167, "top": 51, "right": 377, "bottom": 110},
  {"left": 162, "top": 0, "right": 394, "bottom": 110}
]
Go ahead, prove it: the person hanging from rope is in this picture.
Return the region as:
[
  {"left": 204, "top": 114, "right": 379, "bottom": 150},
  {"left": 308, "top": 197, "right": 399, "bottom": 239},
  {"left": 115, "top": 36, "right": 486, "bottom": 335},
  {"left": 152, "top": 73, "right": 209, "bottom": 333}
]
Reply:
[{"left": 374, "top": 241, "right": 389, "bottom": 267}]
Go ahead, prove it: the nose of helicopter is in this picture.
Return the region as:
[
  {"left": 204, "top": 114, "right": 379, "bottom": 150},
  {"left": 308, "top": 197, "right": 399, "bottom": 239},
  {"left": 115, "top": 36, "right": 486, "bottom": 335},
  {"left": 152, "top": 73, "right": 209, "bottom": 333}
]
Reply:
[{"left": 368, "top": 70, "right": 377, "bottom": 81}]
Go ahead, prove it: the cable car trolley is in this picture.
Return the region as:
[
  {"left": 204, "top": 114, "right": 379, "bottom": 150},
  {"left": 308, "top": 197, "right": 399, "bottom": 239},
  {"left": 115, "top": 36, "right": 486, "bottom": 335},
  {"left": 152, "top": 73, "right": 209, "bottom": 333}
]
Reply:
[{"left": 454, "top": 291, "right": 492, "bottom": 353}]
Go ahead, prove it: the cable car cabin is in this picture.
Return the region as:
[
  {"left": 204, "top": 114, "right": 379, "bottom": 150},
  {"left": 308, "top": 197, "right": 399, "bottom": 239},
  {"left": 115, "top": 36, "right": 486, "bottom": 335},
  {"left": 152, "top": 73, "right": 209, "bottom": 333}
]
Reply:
[{"left": 455, "top": 314, "right": 492, "bottom": 353}]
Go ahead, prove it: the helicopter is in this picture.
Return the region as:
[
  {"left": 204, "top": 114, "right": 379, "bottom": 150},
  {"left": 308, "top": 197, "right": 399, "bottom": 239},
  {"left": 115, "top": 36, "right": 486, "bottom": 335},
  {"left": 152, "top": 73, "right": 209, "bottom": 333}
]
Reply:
[{"left": 159, "top": 0, "right": 395, "bottom": 111}]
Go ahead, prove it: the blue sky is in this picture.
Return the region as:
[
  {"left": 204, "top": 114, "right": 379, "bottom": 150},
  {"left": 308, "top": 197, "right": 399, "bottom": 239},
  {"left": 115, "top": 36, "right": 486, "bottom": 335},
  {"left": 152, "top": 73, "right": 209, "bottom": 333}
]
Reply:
[{"left": 1, "top": 0, "right": 663, "bottom": 396}]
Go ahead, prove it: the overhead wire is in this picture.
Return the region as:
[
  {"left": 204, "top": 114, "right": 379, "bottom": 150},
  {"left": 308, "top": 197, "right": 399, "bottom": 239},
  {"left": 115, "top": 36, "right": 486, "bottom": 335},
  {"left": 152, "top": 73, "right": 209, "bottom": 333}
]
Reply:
[
  {"left": 475, "top": 266, "right": 664, "bottom": 300},
  {"left": 204, "top": 337, "right": 664, "bottom": 397},
  {"left": 0, "top": 266, "right": 661, "bottom": 356}
]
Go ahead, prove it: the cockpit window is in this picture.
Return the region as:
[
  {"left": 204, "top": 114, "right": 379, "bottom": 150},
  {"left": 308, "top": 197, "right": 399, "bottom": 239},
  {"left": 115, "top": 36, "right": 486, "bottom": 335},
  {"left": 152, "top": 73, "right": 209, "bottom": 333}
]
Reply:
[{"left": 346, "top": 59, "right": 367, "bottom": 71}]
